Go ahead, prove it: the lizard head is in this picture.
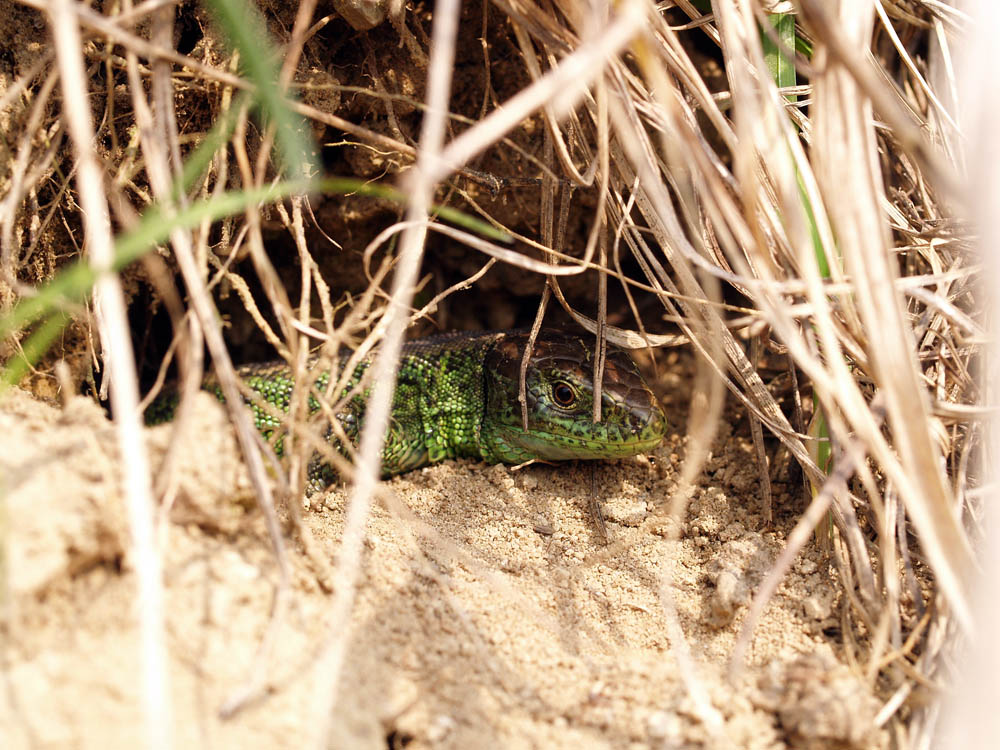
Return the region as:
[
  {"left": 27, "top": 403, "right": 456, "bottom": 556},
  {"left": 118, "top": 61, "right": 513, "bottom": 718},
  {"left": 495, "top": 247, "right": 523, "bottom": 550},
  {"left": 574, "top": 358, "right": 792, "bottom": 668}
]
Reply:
[{"left": 479, "top": 331, "right": 667, "bottom": 465}]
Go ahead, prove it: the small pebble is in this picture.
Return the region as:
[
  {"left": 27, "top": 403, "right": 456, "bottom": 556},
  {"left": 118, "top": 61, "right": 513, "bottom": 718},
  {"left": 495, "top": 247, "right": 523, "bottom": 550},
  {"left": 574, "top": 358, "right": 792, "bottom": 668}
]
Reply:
[
  {"left": 426, "top": 715, "right": 455, "bottom": 743},
  {"left": 647, "top": 710, "right": 681, "bottom": 741},
  {"left": 533, "top": 518, "right": 555, "bottom": 535},
  {"left": 797, "top": 558, "right": 818, "bottom": 575},
  {"left": 802, "top": 594, "right": 832, "bottom": 620}
]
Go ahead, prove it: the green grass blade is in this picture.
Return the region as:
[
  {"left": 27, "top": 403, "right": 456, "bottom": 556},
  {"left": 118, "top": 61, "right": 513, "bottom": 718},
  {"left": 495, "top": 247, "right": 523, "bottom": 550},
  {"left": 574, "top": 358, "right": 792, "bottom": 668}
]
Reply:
[
  {"left": 797, "top": 171, "right": 829, "bottom": 278},
  {"left": 0, "top": 311, "right": 72, "bottom": 391},
  {"left": 0, "top": 178, "right": 510, "bottom": 345},
  {"left": 795, "top": 34, "right": 813, "bottom": 59},
  {"left": 758, "top": 12, "right": 833, "bottom": 484},
  {"left": 762, "top": 12, "right": 797, "bottom": 102},
  {"left": 205, "top": 0, "right": 317, "bottom": 177},
  {"left": 355, "top": 181, "right": 512, "bottom": 242}
]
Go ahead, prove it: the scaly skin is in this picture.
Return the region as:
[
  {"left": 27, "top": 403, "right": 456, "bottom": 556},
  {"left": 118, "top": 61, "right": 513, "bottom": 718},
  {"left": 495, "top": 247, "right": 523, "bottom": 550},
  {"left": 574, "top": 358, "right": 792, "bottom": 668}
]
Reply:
[{"left": 145, "top": 330, "right": 667, "bottom": 489}]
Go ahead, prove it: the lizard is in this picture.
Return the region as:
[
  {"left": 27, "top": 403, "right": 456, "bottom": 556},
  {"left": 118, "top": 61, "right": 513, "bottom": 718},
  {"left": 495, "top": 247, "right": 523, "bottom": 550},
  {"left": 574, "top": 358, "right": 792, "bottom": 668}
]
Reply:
[{"left": 145, "top": 329, "right": 667, "bottom": 491}]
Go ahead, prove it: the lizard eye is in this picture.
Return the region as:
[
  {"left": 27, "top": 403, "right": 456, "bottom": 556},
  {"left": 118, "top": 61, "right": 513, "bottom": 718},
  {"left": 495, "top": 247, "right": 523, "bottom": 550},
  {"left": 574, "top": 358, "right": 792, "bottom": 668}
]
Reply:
[{"left": 552, "top": 381, "right": 577, "bottom": 408}]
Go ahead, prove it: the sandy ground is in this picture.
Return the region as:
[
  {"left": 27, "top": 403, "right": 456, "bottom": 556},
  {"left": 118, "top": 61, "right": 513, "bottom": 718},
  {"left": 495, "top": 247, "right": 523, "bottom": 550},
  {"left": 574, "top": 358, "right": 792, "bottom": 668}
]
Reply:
[{"left": 0, "top": 372, "right": 884, "bottom": 749}]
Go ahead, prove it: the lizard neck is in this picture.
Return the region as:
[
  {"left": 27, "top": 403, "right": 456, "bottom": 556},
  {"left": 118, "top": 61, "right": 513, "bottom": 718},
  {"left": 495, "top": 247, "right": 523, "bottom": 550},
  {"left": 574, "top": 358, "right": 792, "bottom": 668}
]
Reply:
[{"left": 385, "top": 331, "right": 502, "bottom": 474}]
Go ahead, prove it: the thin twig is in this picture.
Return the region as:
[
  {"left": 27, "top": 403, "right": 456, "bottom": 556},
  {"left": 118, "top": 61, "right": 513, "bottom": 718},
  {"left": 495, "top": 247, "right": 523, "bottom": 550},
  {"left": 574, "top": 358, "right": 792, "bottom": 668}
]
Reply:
[
  {"left": 307, "top": 1, "right": 462, "bottom": 745},
  {"left": 49, "top": 1, "right": 171, "bottom": 746}
]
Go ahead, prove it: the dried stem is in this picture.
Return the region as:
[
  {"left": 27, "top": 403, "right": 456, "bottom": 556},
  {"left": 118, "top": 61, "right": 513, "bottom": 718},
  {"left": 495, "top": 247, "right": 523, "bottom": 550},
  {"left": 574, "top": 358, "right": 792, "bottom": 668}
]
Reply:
[{"left": 49, "top": 0, "right": 171, "bottom": 746}]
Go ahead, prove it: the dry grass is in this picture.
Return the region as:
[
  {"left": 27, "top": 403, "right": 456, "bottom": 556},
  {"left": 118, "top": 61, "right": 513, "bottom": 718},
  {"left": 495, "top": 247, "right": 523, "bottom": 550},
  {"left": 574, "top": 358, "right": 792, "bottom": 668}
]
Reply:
[{"left": 0, "top": 0, "right": 987, "bottom": 747}]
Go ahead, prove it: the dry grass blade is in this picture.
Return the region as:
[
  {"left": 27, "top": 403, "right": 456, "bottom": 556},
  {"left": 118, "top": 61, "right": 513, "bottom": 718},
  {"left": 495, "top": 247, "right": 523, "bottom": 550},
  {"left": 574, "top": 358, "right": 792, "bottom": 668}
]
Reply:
[
  {"left": 0, "top": 0, "right": 988, "bottom": 746},
  {"left": 810, "top": 0, "right": 973, "bottom": 627},
  {"left": 934, "top": 0, "right": 1000, "bottom": 745},
  {"left": 432, "top": 1, "right": 647, "bottom": 186},
  {"left": 47, "top": 0, "right": 171, "bottom": 746},
  {"left": 306, "top": 1, "right": 462, "bottom": 744}
]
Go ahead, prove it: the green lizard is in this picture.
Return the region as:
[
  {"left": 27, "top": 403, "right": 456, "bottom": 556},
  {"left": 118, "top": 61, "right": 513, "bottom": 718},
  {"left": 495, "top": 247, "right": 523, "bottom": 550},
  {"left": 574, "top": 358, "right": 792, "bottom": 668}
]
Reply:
[{"left": 146, "top": 330, "right": 667, "bottom": 489}]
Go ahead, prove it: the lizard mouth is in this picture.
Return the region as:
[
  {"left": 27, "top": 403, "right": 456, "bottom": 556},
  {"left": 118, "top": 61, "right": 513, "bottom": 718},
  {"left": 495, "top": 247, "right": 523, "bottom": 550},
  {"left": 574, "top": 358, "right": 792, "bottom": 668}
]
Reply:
[{"left": 498, "top": 422, "right": 666, "bottom": 461}]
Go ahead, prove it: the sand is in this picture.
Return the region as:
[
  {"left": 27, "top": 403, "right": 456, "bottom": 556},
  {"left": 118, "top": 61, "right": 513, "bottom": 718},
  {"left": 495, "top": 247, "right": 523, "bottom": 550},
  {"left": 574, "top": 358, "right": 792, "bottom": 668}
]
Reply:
[{"left": 0, "top": 378, "right": 883, "bottom": 749}]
